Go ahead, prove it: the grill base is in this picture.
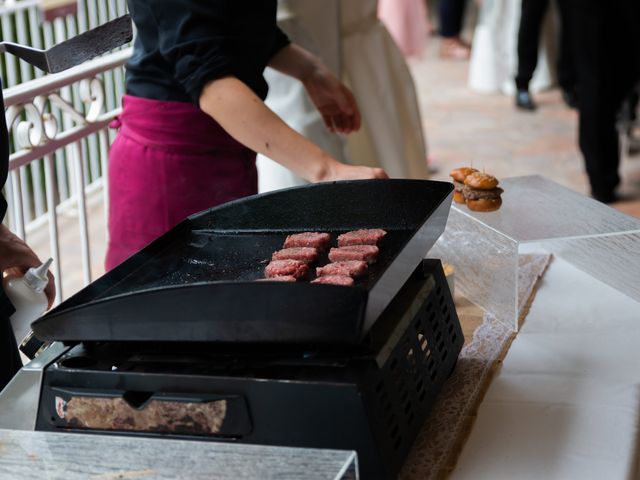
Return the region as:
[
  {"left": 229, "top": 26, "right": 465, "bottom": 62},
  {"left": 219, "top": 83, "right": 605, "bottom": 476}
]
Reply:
[{"left": 36, "top": 260, "right": 463, "bottom": 480}]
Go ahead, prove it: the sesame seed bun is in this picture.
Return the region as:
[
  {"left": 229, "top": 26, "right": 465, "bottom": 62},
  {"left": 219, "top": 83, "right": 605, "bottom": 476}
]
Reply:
[
  {"left": 449, "top": 167, "right": 479, "bottom": 183},
  {"left": 464, "top": 172, "right": 499, "bottom": 190}
]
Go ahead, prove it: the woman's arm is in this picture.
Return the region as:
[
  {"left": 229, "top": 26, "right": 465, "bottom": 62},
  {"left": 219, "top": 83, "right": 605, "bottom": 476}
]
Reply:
[
  {"left": 268, "top": 44, "right": 361, "bottom": 134},
  {"left": 199, "top": 76, "right": 387, "bottom": 182}
]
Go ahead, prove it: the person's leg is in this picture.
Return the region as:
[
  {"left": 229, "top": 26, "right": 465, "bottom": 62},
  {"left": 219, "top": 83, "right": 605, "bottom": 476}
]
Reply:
[
  {"left": 555, "top": 0, "right": 574, "bottom": 90},
  {"left": 439, "top": 0, "right": 467, "bottom": 38},
  {"left": 569, "top": 0, "right": 639, "bottom": 202},
  {"left": 555, "top": 0, "right": 578, "bottom": 107},
  {"left": 515, "top": 0, "right": 550, "bottom": 110},
  {"left": 571, "top": 1, "right": 616, "bottom": 201},
  {"left": 439, "top": 0, "right": 470, "bottom": 59},
  {"left": 578, "top": 97, "right": 623, "bottom": 202}
]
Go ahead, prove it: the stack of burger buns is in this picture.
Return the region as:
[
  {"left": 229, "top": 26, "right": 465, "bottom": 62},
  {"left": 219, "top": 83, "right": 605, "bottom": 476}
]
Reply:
[
  {"left": 449, "top": 167, "right": 503, "bottom": 212},
  {"left": 450, "top": 167, "right": 477, "bottom": 204}
]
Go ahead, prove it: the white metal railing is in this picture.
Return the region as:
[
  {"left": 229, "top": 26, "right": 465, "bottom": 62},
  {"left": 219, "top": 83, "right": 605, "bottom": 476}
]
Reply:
[
  {"left": 2, "top": 0, "right": 130, "bottom": 302},
  {"left": 4, "top": 48, "right": 130, "bottom": 302}
]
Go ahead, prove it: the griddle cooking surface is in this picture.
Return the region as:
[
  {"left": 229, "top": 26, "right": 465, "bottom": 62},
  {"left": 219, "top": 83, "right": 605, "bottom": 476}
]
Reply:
[
  {"left": 100, "top": 230, "right": 411, "bottom": 296},
  {"left": 32, "top": 180, "right": 453, "bottom": 344}
]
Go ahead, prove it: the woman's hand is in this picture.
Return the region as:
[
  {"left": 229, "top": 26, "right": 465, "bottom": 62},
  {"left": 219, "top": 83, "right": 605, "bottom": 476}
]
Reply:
[
  {"left": 269, "top": 44, "right": 361, "bottom": 134},
  {"left": 319, "top": 161, "right": 388, "bottom": 182},
  {"left": 0, "top": 224, "right": 56, "bottom": 308},
  {"left": 301, "top": 65, "right": 361, "bottom": 134}
]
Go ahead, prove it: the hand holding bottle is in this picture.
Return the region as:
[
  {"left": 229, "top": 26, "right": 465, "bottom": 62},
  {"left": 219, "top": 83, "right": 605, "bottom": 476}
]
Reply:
[
  {"left": 3, "top": 258, "right": 53, "bottom": 344},
  {"left": 0, "top": 224, "right": 55, "bottom": 307}
]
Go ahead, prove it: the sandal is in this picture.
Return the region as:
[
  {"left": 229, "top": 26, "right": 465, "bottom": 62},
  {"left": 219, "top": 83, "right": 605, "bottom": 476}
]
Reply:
[{"left": 439, "top": 37, "right": 471, "bottom": 60}]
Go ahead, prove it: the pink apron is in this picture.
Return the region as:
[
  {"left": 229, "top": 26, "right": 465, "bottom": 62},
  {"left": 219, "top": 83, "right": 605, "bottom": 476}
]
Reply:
[{"left": 105, "top": 95, "right": 257, "bottom": 270}]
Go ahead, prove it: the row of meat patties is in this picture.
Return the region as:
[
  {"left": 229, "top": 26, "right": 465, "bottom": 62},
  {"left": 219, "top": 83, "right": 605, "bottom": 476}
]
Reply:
[{"left": 262, "top": 229, "right": 387, "bottom": 286}]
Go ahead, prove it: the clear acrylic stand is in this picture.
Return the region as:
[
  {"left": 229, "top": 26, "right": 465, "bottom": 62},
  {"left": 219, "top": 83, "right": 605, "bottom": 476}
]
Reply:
[{"left": 431, "top": 175, "right": 640, "bottom": 330}]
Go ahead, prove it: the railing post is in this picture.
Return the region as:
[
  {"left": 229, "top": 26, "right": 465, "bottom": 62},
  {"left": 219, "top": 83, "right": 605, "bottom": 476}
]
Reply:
[
  {"left": 9, "top": 169, "right": 25, "bottom": 240},
  {"left": 99, "top": 129, "right": 110, "bottom": 240},
  {"left": 44, "top": 154, "right": 63, "bottom": 303},
  {"left": 72, "top": 141, "right": 91, "bottom": 285}
]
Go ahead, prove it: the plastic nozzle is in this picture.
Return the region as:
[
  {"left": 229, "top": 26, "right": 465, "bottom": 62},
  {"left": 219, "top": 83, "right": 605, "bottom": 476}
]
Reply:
[{"left": 23, "top": 258, "right": 53, "bottom": 293}]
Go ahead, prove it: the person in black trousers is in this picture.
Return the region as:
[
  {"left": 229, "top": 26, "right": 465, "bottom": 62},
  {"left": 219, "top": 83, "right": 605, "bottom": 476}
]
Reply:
[
  {"left": 515, "top": 0, "right": 575, "bottom": 110},
  {"left": 0, "top": 80, "right": 55, "bottom": 391},
  {"left": 439, "top": 0, "right": 470, "bottom": 59},
  {"left": 568, "top": 0, "right": 640, "bottom": 203}
]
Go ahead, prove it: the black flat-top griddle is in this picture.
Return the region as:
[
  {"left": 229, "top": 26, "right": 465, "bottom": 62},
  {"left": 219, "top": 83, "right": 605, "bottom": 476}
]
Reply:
[{"left": 32, "top": 179, "right": 453, "bottom": 344}]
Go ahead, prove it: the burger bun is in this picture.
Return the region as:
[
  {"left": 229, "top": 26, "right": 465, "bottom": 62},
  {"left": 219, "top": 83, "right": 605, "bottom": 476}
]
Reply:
[
  {"left": 450, "top": 167, "right": 479, "bottom": 183},
  {"left": 467, "top": 197, "right": 502, "bottom": 212},
  {"left": 453, "top": 191, "right": 466, "bottom": 204},
  {"left": 464, "top": 172, "right": 499, "bottom": 190}
]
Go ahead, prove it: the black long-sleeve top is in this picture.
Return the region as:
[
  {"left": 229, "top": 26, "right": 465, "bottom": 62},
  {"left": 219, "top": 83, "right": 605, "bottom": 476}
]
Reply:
[
  {"left": 1, "top": 78, "right": 18, "bottom": 389},
  {"left": 1, "top": 79, "right": 8, "bottom": 223},
  {"left": 125, "top": 0, "right": 290, "bottom": 105},
  {"left": 1, "top": 78, "right": 15, "bottom": 319}
]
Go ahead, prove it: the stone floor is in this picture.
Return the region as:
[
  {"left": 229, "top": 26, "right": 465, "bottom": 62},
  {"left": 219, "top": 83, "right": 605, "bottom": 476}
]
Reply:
[{"left": 27, "top": 38, "right": 640, "bottom": 300}]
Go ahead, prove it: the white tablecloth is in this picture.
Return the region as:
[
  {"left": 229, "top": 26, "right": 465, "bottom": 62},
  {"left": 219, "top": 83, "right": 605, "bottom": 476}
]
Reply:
[{"left": 452, "top": 257, "right": 640, "bottom": 479}]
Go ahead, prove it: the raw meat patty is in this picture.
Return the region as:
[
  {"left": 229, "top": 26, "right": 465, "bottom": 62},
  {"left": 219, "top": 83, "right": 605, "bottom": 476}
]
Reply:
[
  {"left": 337, "top": 229, "right": 387, "bottom": 247},
  {"left": 284, "top": 232, "right": 331, "bottom": 250},
  {"left": 311, "top": 275, "right": 354, "bottom": 286},
  {"left": 256, "top": 275, "right": 297, "bottom": 282},
  {"left": 329, "top": 245, "right": 379, "bottom": 264},
  {"left": 265, "top": 259, "right": 309, "bottom": 279},
  {"left": 316, "top": 260, "right": 367, "bottom": 278},
  {"left": 272, "top": 247, "right": 318, "bottom": 264}
]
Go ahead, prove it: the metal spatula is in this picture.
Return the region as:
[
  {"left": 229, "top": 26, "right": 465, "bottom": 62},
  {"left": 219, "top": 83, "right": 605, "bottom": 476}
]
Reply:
[{"left": 0, "top": 14, "right": 132, "bottom": 73}]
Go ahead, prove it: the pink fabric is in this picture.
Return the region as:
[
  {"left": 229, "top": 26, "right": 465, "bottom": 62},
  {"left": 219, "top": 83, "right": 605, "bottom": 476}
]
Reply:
[
  {"left": 105, "top": 95, "right": 257, "bottom": 270},
  {"left": 378, "top": 0, "right": 429, "bottom": 58}
]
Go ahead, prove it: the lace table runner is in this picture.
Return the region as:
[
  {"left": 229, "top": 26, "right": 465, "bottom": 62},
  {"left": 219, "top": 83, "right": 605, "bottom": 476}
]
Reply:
[{"left": 400, "top": 254, "right": 552, "bottom": 480}]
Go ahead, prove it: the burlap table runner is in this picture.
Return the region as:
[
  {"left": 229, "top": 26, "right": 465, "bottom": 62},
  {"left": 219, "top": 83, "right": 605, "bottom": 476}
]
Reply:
[{"left": 400, "top": 254, "right": 552, "bottom": 479}]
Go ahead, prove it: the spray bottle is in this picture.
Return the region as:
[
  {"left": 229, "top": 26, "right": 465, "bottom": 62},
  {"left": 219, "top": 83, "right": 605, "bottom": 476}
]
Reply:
[{"left": 2, "top": 258, "right": 52, "bottom": 346}]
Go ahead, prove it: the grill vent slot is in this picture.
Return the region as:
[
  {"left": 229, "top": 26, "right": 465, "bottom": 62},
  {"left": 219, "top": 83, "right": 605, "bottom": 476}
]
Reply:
[{"left": 364, "top": 264, "right": 464, "bottom": 472}]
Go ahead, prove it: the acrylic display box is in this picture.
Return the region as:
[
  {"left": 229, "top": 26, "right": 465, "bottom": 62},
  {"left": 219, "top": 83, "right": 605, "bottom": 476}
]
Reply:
[{"left": 431, "top": 175, "right": 640, "bottom": 330}]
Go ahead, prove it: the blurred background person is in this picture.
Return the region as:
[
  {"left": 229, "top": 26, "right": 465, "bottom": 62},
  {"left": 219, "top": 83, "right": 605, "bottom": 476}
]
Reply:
[
  {"left": 568, "top": 0, "right": 640, "bottom": 203},
  {"left": 468, "top": 0, "right": 554, "bottom": 95},
  {"left": 515, "top": 0, "right": 575, "bottom": 111},
  {"left": 439, "top": 0, "right": 471, "bottom": 60},
  {"left": 378, "top": 0, "right": 429, "bottom": 59},
  {"left": 107, "top": 1, "right": 387, "bottom": 269},
  {"left": 257, "top": 0, "right": 429, "bottom": 193}
]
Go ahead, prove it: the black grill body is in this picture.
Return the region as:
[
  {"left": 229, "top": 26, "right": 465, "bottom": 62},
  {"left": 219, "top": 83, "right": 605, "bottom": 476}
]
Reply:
[{"left": 36, "top": 260, "right": 462, "bottom": 480}]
